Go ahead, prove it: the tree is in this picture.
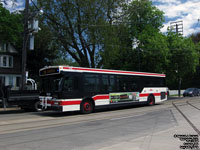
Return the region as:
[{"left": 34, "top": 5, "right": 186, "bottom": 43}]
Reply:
[
  {"left": 100, "top": 24, "right": 132, "bottom": 70},
  {"left": 190, "top": 32, "right": 200, "bottom": 44},
  {"left": 0, "top": 3, "right": 23, "bottom": 48},
  {"left": 166, "top": 32, "right": 198, "bottom": 89},
  {"left": 127, "top": 0, "right": 164, "bottom": 39},
  {"left": 53, "top": 56, "right": 79, "bottom": 67},
  {"left": 39, "top": 0, "right": 126, "bottom": 68},
  {"left": 137, "top": 29, "right": 169, "bottom": 73},
  {"left": 101, "top": 0, "right": 167, "bottom": 73},
  {"left": 26, "top": 23, "right": 60, "bottom": 78}
]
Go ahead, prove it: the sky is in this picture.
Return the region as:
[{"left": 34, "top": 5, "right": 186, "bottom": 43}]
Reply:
[
  {"left": 152, "top": 0, "right": 200, "bottom": 36},
  {"left": 3, "top": 0, "right": 200, "bottom": 37}
]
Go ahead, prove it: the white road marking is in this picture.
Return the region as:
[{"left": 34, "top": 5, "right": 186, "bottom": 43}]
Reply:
[{"left": 110, "top": 113, "right": 146, "bottom": 121}]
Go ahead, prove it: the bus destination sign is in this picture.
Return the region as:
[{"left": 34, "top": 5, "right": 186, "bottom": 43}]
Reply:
[{"left": 40, "top": 68, "right": 59, "bottom": 76}]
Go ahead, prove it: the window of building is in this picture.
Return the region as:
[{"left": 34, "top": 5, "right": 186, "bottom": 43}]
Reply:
[
  {"left": 16, "top": 77, "right": 21, "bottom": 87},
  {"left": 0, "top": 76, "right": 5, "bottom": 85},
  {"left": 9, "top": 76, "right": 13, "bottom": 86},
  {"left": 0, "top": 55, "right": 13, "bottom": 68},
  {"left": 0, "top": 43, "right": 7, "bottom": 52},
  {"left": 3, "top": 56, "right": 7, "bottom": 67},
  {"left": 9, "top": 56, "right": 13, "bottom": 67}
]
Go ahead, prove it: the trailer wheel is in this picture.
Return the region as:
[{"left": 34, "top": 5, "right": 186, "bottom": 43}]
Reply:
[
  {"left": 33, "top": 101, "right": 43, "bottom": 112},
  {"left": 147, "top": 95, "right": 155, "bottom": 106},
  {"left": 80, "top": 100, "right": 94, "bottom": 114}
]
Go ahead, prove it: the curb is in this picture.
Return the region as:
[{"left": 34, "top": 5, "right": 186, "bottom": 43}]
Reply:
[{"left": 0, "top": 107, "right": 20, "bottom": 112}]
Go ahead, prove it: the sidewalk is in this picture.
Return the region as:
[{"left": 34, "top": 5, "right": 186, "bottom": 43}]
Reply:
[
  {"left": 0, "top": 106, "right": 20, "bottom": 112},
  {"left": 98, "top": 105, "right": 200, "bottom": 150}
]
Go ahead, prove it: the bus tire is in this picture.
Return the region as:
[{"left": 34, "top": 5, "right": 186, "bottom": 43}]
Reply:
[
  {"left": 33, "top": 101, "right": 43, "bottom": 112},
  {"left": 147, "top": 95, "right": 155, "bottom": 106},
  {"left": 80, "top": 99, "right": 94, "bottom": 114}
]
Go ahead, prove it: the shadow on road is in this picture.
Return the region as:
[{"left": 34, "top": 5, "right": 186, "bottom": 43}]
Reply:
[
  {"left": 34, "top": 102, "right": 159, "bottom": 118},
  {"left": 0, "top": 97, "right": 183, "bottom": 117}
]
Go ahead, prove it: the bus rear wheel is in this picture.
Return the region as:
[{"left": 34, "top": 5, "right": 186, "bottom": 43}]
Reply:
[
  {"left": 147, "top": 95, "right": 155, "bottom": 106},
  {"left": 80, "top": 100, "right": 94, "bottom": 114}
]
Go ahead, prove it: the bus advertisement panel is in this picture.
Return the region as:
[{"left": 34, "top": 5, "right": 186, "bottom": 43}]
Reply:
[{"left": 109, "top": 92, "right": 140, "bottom": 103}]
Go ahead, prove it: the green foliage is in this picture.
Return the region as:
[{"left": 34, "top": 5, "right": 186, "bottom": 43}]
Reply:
[
  {"left": 101, "top": 0, "right": 166, "bottom": 73},
  {"left": 53, "top": 57, "right": 79, "bottom": 66},
  {"left": 27, "top": 23, "right": 60, "bottom": 78},
  {"left": 138, "top": 30, "right": 169, "bottom": 73},
  {"left": 166, "top": 32, "right": 198, "bottom": 89},
  {"left": 100, "top": 24, "right": 132, "bottom": 70},
  {"left": 126, "top": 0, "right": 164, "bottom": 39},
  {"left": 190, "top": 32, "right": 200, "bottom": 44},
  {"left": 0, "top": 3, "right": 23, "bottom": 48}
]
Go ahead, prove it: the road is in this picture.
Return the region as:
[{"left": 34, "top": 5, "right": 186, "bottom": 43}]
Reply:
[{"left": 0, "top": 97, "right": 199, "bottom": 150}]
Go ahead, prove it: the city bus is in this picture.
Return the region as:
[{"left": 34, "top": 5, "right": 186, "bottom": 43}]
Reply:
[{"left": 39, "top": 66, "right": 167, "bottom": 113}]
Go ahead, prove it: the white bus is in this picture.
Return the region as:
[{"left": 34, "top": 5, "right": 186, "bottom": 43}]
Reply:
[{"left": 39, "top": 66, "right": 167, "bottom": 113}]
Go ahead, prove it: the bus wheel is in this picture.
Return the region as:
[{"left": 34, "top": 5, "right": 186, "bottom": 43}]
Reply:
[
  {"left": 33, "top": 101, "right": 43, "bottom": 112},
  {"left": 147, "top": 95, "right": 155, "bottom": 106},
  {"left": 80, "top": 100, "right": 94, "bottom": 114}
]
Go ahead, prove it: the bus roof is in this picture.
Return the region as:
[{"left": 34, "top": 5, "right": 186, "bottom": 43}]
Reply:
[{"left": 39, "top": 66, "right": 166, "bottom": 77}]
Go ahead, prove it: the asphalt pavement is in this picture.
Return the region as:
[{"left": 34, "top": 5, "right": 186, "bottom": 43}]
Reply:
[{"left": 0, "top": 96, "right": 199, "bottom": 150}]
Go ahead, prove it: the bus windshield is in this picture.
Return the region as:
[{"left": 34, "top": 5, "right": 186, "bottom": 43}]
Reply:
[{"left": 41, "top": 75, "right": 63, "bottom": 92}]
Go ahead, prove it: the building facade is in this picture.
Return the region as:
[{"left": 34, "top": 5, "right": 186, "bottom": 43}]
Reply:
[{"left": 0, "top": 42, "right": 21, "bottom": 90}]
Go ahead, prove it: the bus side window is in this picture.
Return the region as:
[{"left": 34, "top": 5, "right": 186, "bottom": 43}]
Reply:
[
  {"left": 102, "top": 75, "right": 109, "bottom": 92},
  {"left": 84, "top": 74, "right": 100, "bottom": 93},
  {"left": 130, "top": 76, "right": 140, "bottom": 91},
  {"left": 109, "top": 75, "right": 115, "bottom": 92},
  {"left": 117, "top": 75, "right": 127, "bottom": 92},
  {"left": 63, "top": 77, "right": 73, "bottom": 92}
]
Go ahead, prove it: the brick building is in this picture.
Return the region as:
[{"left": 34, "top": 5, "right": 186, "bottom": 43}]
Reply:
[{"left": 0, "top": 42, "right": 21, "bottom": 90}]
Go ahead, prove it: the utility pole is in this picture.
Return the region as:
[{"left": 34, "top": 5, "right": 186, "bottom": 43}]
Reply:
[
  {"left": 21, "top": 0, "right": 29, "bottom": 90},
  {"left": 170, "top": 21, "right": 183, "bottom": 97},
  {"left": 21, "top": 0, "right": 41, "bottom": 90}
]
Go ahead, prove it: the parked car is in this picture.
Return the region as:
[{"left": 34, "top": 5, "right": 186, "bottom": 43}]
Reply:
[{"left": 183, "top": 88, "right": 200, "bottom": 97}]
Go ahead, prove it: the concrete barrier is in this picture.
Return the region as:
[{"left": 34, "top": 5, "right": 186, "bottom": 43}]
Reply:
[{"left": 169, "top": 90, "right": 185, "bottom": 96}]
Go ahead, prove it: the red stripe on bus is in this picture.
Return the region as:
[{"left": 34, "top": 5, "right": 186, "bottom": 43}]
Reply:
[
  {"left": 62, "top": 67, "right": 165, "bottom": 77},
  {"left": 93, "top": 95, "right": 109, "bottom": 100},
  {"left": 154, "top": 93, "right": 161, "bottom": 96},
  {"left": 139, "top": 93, "right": 149, "bottom": 97},
  {"left": 59, "top": 101, "right": 81, "bottom": 106},
  {"left": 140, "top": 93, "right": 161, "bottom": 97},
  {"left": 63, "top": 67, "right": 70, "bottom": 70},
  {"left": 47, "top": 100, "right": 53, "bottom": 104}
]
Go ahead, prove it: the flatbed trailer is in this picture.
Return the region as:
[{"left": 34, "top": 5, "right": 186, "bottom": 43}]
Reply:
[{"left": 0, "top": 86, "right": 41, "bottom": 111}]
